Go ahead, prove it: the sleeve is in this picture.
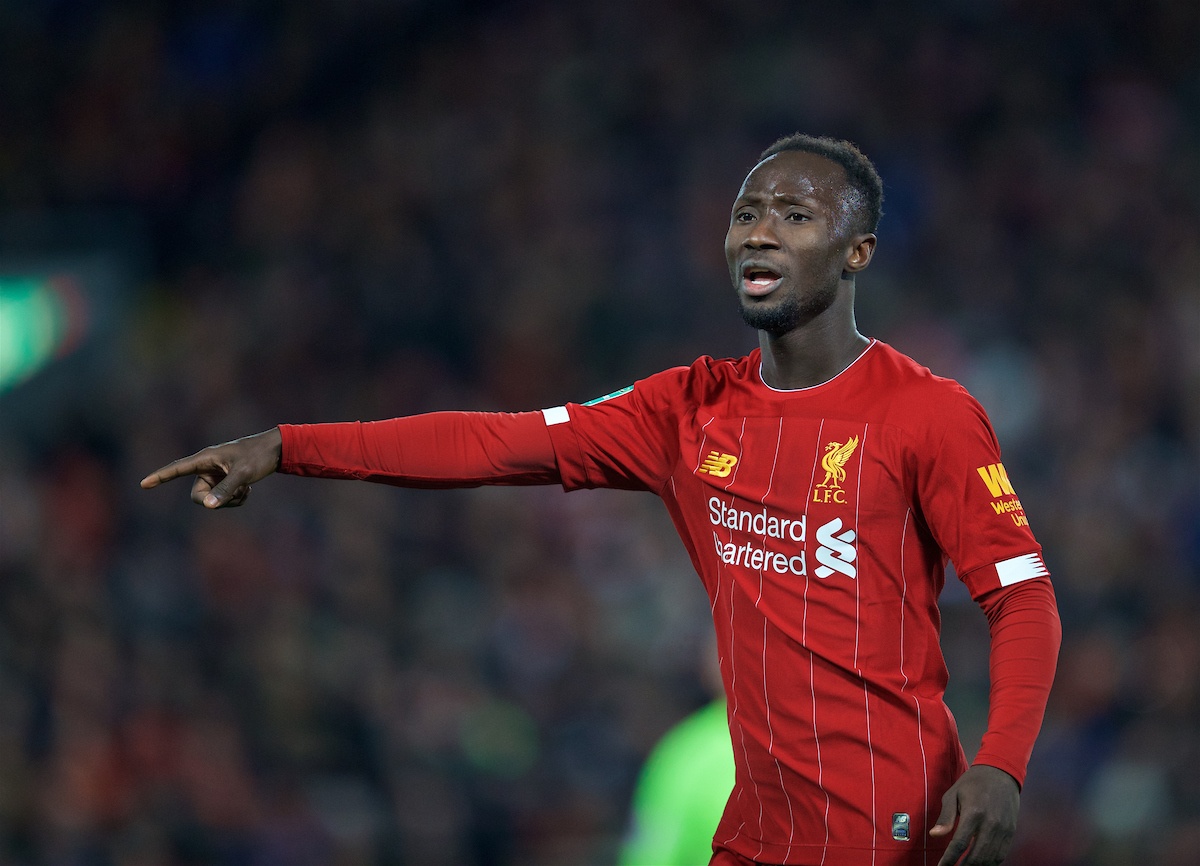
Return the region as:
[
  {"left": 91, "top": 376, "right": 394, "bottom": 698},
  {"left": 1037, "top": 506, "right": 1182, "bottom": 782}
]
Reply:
[
  {"left": 913, "top": 386, "right": 1046, "bottom": 599},
  {"left": 278, "top": 411, "right": 560, "bottom": 488},
  {"left": 541, "top": 366, "right": 690, "bottom": 494},
  {"left": 970, "top": 579, "right": 1061, "bottom": 786},
  {"left": 912, "top": 384, "right": 1059, "bottom": 785}
]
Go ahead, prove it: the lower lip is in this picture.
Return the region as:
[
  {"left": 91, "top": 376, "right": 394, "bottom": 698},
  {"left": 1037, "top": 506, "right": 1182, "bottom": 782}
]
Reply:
[{"left": 742, "top": 276, "right": 782, "bottom": 297}]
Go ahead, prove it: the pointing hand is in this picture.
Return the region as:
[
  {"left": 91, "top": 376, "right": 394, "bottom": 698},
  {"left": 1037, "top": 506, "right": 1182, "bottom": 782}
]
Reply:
[{"left": 140, "top": 428, "right": 283, "bottom": 508}]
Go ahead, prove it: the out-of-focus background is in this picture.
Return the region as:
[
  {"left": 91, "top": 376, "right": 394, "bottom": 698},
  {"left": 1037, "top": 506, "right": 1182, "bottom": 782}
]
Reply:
[{"left": 1, "top": 1, "right": 1197, "bottom": 864}]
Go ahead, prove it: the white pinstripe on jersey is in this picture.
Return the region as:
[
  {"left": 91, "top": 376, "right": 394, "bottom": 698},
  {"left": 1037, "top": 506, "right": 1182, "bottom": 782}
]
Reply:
[
  {"left": 754, "top": 418, "right": 795, "bottom": 860},
  {"left": 694, "top": 417, "right": 717, "bottom": 619},
  {"left": 851, "top": 424, "right": 878, "bottom": 856},
  {"left": 718, "top": 418, "right": 755, "bottom": 850},
  {"left": 852, "top": 425, "right": 869, "bottom": 671},
  {"left": 899, "top": 508, "right": 931, "bottom": 865},
  {"left": 799, "top": 419, "right": 831, "bottom": 862}
]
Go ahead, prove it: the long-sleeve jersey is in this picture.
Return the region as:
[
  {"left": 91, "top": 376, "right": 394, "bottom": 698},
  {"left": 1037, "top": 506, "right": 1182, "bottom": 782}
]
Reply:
[{"left": 279, "top": 339, "right": 1061, "bottom": 866}]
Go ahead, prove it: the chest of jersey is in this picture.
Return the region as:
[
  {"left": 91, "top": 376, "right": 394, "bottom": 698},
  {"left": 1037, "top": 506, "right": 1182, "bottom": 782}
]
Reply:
[{"left": 672, "top": 412, "right": 920, "bottom": 613}]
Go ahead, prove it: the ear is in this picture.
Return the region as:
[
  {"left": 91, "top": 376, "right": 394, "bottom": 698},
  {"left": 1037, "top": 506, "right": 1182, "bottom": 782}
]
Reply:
[{"left": 842, "top": 233, "right": 876, "bottom": 277}]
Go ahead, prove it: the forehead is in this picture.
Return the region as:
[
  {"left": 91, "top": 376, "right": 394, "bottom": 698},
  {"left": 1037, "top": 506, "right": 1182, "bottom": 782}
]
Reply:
[{"left": 735, "top": 150, "right": 849, "bottom": 204}]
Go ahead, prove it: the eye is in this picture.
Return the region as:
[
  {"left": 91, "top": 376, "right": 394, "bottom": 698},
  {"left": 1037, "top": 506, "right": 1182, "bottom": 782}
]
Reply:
[
  {"left": 735, "top": 211, "right": 756, "bottom": 223},
  {"left": 785, "top": 211, "right": 810, "bottom": 222}
]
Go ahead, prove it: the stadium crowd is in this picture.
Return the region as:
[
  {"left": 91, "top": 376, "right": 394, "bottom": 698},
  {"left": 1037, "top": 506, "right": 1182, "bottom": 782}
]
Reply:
[{"left": 0, "top": 1, "right": 1197, "bottom": 864}]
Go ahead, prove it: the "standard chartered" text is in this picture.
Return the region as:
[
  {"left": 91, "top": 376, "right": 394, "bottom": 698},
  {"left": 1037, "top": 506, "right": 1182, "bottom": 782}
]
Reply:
[
  {"left": 708, "top": 496, "right": 807, "bottom": 575},
  {"left": 708, "top": 497, "right": 806, "bottom": 541}
]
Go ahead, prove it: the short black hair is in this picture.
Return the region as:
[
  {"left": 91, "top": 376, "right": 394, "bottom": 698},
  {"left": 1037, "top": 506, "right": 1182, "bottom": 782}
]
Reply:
[{"left": 758, "top": 134, "right": 884, "bottom": 234}]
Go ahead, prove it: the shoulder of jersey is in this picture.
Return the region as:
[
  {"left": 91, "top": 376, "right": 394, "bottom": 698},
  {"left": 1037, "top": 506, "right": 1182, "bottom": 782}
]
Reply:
[
  {"left": 682, "top": 353, "right": 757, "bottom": 399},
  {"left": 869, "top": 341, "right": 980, "bottom": 417},
  {"left": 691, "top": 353, "right": 756, "bottom": 378},
  {"left": 631, "top": 354, "right": 751, "bottom": 394}
]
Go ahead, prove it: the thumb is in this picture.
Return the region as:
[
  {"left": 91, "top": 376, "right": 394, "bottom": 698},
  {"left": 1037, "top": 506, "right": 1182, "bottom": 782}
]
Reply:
[
  {"left": 203, "top": 472, "right": 246, "bottom": 508},
  {"left": 930, "top": 792, "right": 959, "bottom": 837}
]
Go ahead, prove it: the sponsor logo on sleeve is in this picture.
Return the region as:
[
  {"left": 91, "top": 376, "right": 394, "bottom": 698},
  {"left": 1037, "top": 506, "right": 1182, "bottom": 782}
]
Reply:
[
  {"left": 976, "top": 462, "right": 1029, "bottom": 527},
  {"left": 977, "top": 462, "right": 1014, "bottom": 497}
]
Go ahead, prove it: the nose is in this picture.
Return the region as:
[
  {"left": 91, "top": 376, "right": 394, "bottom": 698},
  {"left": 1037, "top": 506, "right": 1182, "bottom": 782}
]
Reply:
[{"left": 743, "top": 214, "right": 781, "bottom": 249}]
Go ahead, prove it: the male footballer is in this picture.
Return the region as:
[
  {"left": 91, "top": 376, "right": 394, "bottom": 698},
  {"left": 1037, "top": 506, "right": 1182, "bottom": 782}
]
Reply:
[{"left": 144, "top": 135, "right": 1061, "bottom": 865}]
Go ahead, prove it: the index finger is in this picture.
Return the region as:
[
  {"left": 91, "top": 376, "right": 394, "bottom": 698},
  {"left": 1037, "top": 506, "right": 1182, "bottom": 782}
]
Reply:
[
  {"left": 936, "top": 819, "right": 977, "bottom": 866},
  {"left": 140, "top": 452, "right": 214, "bottom": 489}
]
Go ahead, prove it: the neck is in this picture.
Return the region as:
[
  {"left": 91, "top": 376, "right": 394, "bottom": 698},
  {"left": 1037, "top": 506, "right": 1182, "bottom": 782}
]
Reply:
[{"left": 757, "top": 287, "right": 869, "bottom": 390}]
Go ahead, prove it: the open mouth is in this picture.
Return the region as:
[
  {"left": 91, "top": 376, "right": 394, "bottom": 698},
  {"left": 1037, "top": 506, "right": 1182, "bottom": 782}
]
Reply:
[{"left": 741, "top": 266, "right": 783, "bottom": 297}]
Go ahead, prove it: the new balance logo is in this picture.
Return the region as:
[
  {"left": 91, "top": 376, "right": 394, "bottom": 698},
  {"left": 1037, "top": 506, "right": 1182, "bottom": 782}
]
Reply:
[
  {"left": 977, "top": 463, "right": 1015, "bottom": 498},
  {"left": 699, "top": 451, "right": 738, "bottom": 478},
  {"left": 815, "top": 518, "right": 857, "bottom": 579}
]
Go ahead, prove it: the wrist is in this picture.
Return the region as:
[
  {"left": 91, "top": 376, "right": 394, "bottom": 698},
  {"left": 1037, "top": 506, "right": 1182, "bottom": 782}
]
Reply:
[
  {"left": 969, "top": 762, "right": 1021, "bottom": 790},
  {"left": 267, "top": 426, "right": 283, "bottom": 471}
]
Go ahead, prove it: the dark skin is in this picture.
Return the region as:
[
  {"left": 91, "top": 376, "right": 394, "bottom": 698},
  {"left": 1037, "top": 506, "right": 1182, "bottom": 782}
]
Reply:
[
  {"left": 141, "top": 428, "right": 281, "bottom": 507},
  {"left": 725, "top": 150, "right": 1021, "bottom": 866},
  {"left": 143, "top": 148, "right": 1021, "bottom": 866},
  {"left": 724, "top": 149, "right": 875, "bottom": 389}
]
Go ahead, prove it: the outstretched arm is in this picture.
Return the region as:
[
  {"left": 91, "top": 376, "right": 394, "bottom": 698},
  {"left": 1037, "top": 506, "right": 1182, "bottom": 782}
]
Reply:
[
  {"left": 141, "top": 411, "right": 561, "bottom": 507},
  {"left": 278, "top": 412, "right": 558, "bottom": 488},
  {"left": 140, "top": 427, "right": 283, "bottom": 508}
]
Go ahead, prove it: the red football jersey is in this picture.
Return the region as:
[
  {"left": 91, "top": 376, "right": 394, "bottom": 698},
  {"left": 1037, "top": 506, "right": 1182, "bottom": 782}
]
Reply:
[
  {"left": 540, "top": 341, "right": 1052, "bottom": 865},
  {"left": 279, "top": 339, "right": 1059, "bottom": 866}
]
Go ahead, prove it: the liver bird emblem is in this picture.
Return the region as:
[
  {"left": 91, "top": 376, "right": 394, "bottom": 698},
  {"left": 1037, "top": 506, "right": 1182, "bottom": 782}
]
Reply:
[{"left": 817, "top": 436, "right": 859, "bottom": 489}]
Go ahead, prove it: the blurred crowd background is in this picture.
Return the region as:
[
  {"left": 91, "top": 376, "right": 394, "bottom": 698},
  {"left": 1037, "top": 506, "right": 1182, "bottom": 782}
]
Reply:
[{"left": 1, "top": 0, "right": 1198, "bottom": 864}]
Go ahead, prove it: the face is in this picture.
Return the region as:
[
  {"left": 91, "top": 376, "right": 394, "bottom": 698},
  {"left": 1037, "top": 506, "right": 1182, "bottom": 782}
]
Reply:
[{"left": 724, "top": 150, "right": 874, "bottom": 334}]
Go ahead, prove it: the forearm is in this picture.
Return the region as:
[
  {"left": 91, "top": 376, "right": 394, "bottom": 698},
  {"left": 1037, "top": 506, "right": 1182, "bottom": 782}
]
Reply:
[
  {"left": 972, "top": 578, "right": 1061, "bottom": 786},
  {"left": 278, "top": 411, "right": 560, "bottom": 488}
]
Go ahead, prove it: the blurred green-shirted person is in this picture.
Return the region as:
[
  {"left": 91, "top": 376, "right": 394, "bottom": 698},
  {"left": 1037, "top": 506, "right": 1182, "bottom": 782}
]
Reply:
[{"left": 619, "top": 698, "right": 735, "bottom": 866}]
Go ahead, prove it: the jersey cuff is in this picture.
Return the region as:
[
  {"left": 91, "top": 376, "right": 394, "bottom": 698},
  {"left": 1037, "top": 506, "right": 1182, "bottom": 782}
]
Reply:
[{"left": 277, "top": 423, "right": 301, "bottom": 474}]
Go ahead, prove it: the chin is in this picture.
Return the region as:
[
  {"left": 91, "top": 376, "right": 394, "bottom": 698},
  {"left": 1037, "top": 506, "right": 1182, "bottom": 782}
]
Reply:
[
  {"left": 740, "top": 286, "right": 837, "bottom": 334},
  {"left": 740, "top": 298, "right": 803, "bottom": 334}
]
